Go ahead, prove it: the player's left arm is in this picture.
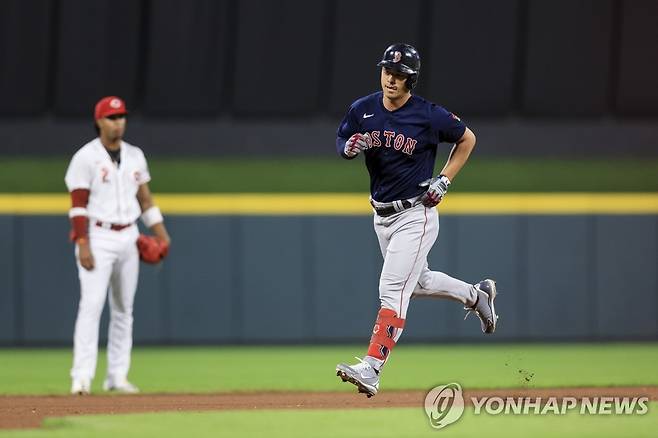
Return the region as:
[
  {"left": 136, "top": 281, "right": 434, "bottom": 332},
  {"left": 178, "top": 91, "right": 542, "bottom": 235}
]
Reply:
[
  {"left": 439, "top": 127, "right": 476, "bottom": 181},
  {"left": 136, "top": 183, "right": 171, "bottom": 245},
  {"left": 420, "top": 127, "right": 477, "bottom": 207}
]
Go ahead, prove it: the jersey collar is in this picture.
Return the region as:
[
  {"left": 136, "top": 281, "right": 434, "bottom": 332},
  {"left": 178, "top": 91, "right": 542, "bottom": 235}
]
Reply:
[{"left": 379, "top": 91, "right": 414, "bottom": 113}]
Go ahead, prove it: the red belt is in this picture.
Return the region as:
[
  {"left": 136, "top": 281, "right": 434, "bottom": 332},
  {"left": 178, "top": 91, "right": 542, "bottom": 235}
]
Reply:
[{"left": 95, "top": 221, "right": 133, "bottom": 231}]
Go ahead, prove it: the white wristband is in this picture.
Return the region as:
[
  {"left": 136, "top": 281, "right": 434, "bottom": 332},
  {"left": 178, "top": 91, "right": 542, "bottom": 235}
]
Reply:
[
  {"left": 68, "top": 207, "right": 88, "bottom": 218},
  {"left": 141, "top": 206, "right": 164, "bottom": 227}
]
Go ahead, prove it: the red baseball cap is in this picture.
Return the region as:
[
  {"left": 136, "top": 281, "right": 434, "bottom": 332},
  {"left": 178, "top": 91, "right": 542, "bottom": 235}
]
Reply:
[{"left": 94, "top": 96, "right": 128, "bottom": 120}]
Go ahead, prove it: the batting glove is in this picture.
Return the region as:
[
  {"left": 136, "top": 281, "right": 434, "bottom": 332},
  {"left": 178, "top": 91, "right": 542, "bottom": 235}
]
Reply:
[
  {"left": 420, "top": 175, "right": 451, "bottom": 207},
  {"left": 344, "top": 132, "right": 371, "bottom": 157}
]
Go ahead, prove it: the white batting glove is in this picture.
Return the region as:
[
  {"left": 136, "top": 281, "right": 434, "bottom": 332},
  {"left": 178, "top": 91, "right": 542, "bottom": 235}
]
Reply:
[
  {"left": 344, "top": 133, "right": 371, "bottom": 157},
  {"left": 420, "top": 175, "right": 451, "bottom": 207}
]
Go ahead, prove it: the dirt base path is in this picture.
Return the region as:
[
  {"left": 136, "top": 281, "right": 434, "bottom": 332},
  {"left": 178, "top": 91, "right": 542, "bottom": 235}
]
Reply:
[{"left": 2, "top": 386, "right": 657, "bottom": 430}]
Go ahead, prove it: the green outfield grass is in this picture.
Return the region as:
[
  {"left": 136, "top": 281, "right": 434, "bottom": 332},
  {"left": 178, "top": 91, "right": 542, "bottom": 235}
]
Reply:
[
  {"left": 1, "top": 157, "right": 658, "bottom": 193},
  {"left": 1, "top": 343, "right": 657, "bottom": 395},
  {"left": 2, "top": 344, "right": 657, "bottom": 437},
  {"left": 0, "top": 405, "right": 656, "bottom": 438}
]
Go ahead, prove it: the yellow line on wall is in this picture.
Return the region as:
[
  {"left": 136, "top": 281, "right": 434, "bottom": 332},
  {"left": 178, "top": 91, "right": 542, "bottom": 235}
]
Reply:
[{"left": 0, "top": 193, "right": 657, "bottom": 215}]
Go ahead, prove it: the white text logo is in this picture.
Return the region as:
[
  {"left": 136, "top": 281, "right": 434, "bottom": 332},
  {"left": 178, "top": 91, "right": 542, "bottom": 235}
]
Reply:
[
  {"left": 424, "top": 384, "right": 650, "bottom": 430},
  {"left": 424, "top": 383, "right": 464, "bottom": 429}
]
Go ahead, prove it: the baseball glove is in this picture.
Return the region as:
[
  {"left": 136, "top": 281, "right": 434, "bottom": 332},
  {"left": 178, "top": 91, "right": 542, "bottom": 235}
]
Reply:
[{"left": 137, "top": 234, "right": 169, "bottom": 264}]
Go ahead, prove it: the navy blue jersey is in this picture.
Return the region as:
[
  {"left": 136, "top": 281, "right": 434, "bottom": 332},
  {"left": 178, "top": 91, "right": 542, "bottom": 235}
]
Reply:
[{"left": 336, "top": 91, "right": 466, "bottom": 203}]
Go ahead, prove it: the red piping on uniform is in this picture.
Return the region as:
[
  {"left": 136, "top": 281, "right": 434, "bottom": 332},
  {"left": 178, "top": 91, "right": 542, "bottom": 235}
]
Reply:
[{"left": 398, "top": 208, "right": 427, "bottom": 315}]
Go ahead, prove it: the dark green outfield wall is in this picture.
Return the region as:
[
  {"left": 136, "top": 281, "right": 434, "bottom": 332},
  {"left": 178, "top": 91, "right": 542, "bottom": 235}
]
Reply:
[{"left": 1, "top": 214, "right": 656, "bottom": 345}]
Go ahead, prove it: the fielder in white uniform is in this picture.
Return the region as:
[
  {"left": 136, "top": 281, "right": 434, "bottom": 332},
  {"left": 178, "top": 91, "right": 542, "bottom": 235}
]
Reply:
[
  {"left": 65, "top": 96, "right": 171, "bottom": 395},
  {"left": 335, "top": 44, "right": 499, "bottom": 397}
]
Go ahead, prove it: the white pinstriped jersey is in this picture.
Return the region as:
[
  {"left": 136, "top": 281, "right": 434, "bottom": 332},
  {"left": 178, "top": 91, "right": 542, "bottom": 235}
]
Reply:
[{"left": 65, "top": 138, "right": 151, "bottom": 224}]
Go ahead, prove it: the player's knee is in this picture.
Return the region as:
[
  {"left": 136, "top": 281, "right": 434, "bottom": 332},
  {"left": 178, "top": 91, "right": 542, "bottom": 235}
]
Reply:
[
  {"left": 417, "top": 272, "right": 432, "bottom": 290},
  {"left": 110, "top": 311, "right": 133, "bottom": 326},
  {"left": 78, "top": 294, "right": 106, "bottom": 315},
  {"left": 110, "top": 303, "right": 134, "bottom": 317},
  {"left": 379, "top": 272, "right": 406, "bottom": 292}
]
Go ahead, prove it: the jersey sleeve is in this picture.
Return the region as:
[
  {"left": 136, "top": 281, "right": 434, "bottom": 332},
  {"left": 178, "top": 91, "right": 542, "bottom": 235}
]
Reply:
[
  {"left": 429, "top": 104, "right": 466, "bottom": 144},
  {"left": 64, "top": 150, "right": 93, "bottom": 191},
  {"left": 135, "top": 149, "right": 152, "bottom": 185},
  {"left": 337, "top": 103, "right": 361, "bottom": 139},
  {"left": 335, "top": 103, "right": 361, "bottom": 158}
]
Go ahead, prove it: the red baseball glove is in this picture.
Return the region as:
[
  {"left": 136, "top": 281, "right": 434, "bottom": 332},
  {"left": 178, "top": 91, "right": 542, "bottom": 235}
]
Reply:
[{"left": 137, "top": 234, "right": 169, "bottom": 264}]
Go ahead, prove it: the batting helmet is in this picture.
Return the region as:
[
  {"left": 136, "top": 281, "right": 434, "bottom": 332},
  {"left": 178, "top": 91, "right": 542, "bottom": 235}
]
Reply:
[{"left": 377, "top": 43, "right": 421, "bottom": 90}]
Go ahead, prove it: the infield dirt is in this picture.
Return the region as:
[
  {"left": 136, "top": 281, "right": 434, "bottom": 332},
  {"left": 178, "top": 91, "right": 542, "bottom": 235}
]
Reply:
[{"left": 2, "top": 386, "right": 657, "bottom": 430}]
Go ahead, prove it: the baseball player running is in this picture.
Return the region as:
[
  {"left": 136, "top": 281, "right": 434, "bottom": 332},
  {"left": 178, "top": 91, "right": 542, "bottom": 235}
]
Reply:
[
  {"left": 65, "top": 96, "right": 171, "bottom": 395},
  {"left": 335, "top": 44, "right": 498, "bottom": 397}
]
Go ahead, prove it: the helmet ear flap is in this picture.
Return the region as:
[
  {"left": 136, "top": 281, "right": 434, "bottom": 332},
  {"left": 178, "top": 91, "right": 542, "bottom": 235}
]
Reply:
[{"left": 406, "top": 73, "right": 418, "bottom": 91}]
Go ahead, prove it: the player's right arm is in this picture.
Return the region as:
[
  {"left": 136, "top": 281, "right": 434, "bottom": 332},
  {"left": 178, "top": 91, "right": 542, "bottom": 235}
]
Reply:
[
  {"left": 65, "top": 150, "right": 95, "bottom": 270},
  {"left": 336, "top": 104, "right": 370, "bottom": 159}
]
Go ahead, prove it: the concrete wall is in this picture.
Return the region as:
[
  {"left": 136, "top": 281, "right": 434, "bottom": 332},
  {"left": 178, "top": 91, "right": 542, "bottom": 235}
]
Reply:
[{"left": 1, "top": 214, "right": 656, "bottom": 345}]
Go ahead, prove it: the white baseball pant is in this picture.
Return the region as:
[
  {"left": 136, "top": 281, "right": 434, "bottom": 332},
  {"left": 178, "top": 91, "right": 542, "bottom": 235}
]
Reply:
[{"left": 70, "top": 225, "right": 139, "bottom": 383}]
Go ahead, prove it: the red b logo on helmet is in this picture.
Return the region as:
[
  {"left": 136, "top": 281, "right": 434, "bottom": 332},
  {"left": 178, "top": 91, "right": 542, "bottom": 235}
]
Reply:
[{"left": 393, "top": 51, "right": 402, "bottom": 63}]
